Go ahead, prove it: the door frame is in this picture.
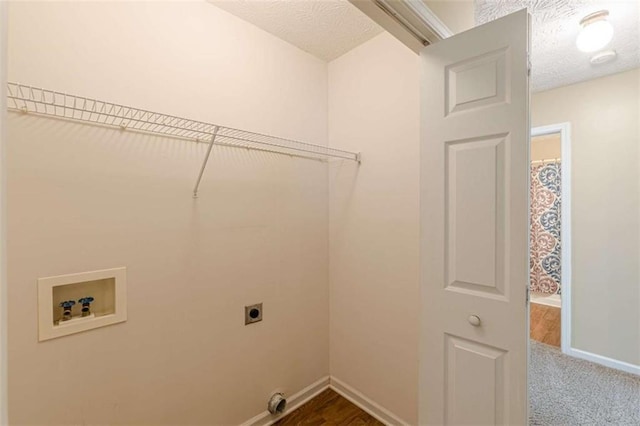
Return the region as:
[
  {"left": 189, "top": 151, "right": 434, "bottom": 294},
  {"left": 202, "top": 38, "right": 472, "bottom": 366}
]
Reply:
[{"left": 530, "top": 122, "right": 571, "bottom": 354}]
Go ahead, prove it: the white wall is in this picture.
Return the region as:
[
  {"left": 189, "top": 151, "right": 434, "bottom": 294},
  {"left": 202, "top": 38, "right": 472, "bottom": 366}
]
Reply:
[
  {"left": 7, "top": 2, "right": 329, "bottom": 424},
  {"left": 425, "top": 0, "right": 475, "bottom": 34},
  {"left": 328, "top": 32, "right": 420, "bottom": 424},
  {"left": 532, "top": 68, "right": 640, "bottom": 366}
]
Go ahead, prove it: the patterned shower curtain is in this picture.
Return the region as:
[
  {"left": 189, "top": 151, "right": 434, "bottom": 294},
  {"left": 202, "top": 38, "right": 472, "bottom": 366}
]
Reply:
[{"left": 530, "top": 163, "right": 561, "bottom": 295}]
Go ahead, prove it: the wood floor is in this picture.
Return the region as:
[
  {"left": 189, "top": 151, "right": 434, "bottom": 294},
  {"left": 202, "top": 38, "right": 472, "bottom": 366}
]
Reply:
[
  {"left": 530, "top": 303, "right": 561, "bottom": 347},
  {"left": 274, "top": 389, "right": 383, "bottom": 426}
]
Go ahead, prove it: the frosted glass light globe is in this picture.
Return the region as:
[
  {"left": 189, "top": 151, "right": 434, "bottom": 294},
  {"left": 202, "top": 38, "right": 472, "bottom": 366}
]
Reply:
[{"left": 576, "top": 19, "right": 614, "bottom": 52}]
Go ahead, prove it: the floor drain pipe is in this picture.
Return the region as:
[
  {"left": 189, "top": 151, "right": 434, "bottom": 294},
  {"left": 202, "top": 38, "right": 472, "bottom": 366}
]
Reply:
[{"left": 268, "top": 393, "right": 287, "bottom": 415}]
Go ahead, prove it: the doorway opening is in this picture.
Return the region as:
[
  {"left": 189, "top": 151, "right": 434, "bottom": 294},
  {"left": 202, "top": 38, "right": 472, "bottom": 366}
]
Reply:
[{"left": 529, "top": 122, "right": 571, "bottom": 352}]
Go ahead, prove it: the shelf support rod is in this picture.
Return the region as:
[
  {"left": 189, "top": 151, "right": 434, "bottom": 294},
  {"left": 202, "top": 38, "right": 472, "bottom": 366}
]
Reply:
[{"left": 192, "top": 126, "right": 220, "bottom": 198}]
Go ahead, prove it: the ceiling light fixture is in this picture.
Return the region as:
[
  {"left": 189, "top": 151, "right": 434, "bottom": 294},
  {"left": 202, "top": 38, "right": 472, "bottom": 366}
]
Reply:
[
  {"left": 576, "top": 10, "right": 614, "bottom": 53},
  {"left": 590, "top": 50, "right": 617, "bottom": 65}
]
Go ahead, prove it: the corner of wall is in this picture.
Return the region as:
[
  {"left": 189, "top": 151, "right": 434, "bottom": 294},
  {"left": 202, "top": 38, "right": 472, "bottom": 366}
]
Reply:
[
  {"left": 0, "top": 0, "right": 8, "bottom": 423},
  {"left": 327, "top": 30, "right": 420, "bottom": 424}
]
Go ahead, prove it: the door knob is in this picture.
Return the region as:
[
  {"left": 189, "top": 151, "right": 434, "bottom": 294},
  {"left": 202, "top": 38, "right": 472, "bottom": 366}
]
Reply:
[{"left": 468, "top": 315, "right": 481, "bottom": 326}]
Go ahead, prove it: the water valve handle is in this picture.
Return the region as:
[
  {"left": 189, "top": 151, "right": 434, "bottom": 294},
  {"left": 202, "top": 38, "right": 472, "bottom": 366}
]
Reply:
[
  {"left": 59, "top": 300, "right": 76, "bottom": 321},
  {"left": 79, "top": 296, "right": 95, "bottom": 317}
]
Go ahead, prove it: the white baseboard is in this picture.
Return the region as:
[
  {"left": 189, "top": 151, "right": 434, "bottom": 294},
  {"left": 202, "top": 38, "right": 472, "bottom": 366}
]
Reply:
[
  {"left": 530, "top": 293, "right": 561, "bottom": 308},
  {"left": 240, "top": 376, "right": 330, "bottom": 426},
  {"left": 329, "top": 377, "right": 407, "bottom": 425},
  {"left": 566, "top": 347, "right": 640, "bottom": 376},
  {"left": 240, "top": 375, "right": 408, "bottom": 426}
]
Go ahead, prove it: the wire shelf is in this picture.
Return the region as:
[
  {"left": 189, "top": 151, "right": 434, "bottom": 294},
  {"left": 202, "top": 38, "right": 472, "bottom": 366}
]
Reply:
[
  {"left": 7, "top": 82, "right": 360, "bottom": 197},
  {"left": 7, "top": 82, "right": 360, "bottom": 161}
]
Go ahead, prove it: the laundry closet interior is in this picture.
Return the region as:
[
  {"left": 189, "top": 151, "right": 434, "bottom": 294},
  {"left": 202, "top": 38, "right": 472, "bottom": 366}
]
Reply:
[{"left": 5, "top": 1, "right": 422, "bottom": 424}]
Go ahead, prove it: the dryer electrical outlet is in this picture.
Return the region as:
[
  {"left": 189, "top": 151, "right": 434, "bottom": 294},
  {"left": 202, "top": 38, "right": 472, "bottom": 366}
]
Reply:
[{"left": 244, "top": 303, "right": 263, "bottom": 325}]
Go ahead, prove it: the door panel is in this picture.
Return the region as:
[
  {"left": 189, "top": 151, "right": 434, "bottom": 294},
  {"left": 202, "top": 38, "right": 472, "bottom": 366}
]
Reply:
[
  {"left": 446, "top": 134, "right": 507, "bottom": 297},
  {"left": 445, "top": 48, "right": 509, "bottom": 115},
  {"left": 420, "top": 9, "right": 530, "bottom": 425},
  {"left": 445, "top": 335, "right": 506, "bottom": 425}
]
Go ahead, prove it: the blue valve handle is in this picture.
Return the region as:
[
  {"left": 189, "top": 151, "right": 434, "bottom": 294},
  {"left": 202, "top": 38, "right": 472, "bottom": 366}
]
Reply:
[
  {"left": 78, "top": 297, "right": 94, "bottom": 305},
  {"left": 59, "top": 300, "right": 75, "bottom": 321},
  {"left": 79, "top": 296, "right": 94, "bottom": 317}
]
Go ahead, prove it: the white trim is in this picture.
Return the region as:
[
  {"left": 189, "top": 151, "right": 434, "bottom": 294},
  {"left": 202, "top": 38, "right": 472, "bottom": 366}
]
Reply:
[
  {"left": 240, "top": 376, "right": 408, "bottom": 426},
  {"left": 401, "top": 0, "right": 454, "bottom": 39},
  {"left": 240, "top": 376, "right": 330, "bottom": 426},
  {"left": 531, "top": 122, "right": 572, "bottom": 354},
  {"left": 530, "top": 293, "right": 561, "bottom": 308},
  {"left": 348, "top": 0, "right": 453, "bottom": 54},
  {"left": 329, "top": 377, "right": 408, "bottom": 426},
  {"left": 565, "top": 348, "right": 640, "bottom": 376}
]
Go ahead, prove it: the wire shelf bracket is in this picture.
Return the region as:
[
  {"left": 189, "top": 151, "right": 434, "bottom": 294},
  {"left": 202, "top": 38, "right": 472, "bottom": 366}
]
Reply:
[
  {"left": 193, "top": 127, "right": 219, "bottom": 198},
  {"left": 6, "top": 82, "right": 361, "bottom": 197}
]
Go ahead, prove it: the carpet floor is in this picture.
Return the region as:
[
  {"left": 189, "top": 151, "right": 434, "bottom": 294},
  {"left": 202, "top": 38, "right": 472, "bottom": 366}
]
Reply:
[{"left": 529, "top": 341, "right": 640, "bottom": 425}]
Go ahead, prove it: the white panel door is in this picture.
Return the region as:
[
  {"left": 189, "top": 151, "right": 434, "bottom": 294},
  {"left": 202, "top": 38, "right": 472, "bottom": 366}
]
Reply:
[{"left": 419, "top": 10, "right": 530, "bottom": 425}]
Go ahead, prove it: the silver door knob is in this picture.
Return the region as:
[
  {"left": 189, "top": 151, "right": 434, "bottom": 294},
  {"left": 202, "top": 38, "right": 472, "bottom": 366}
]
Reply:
[{"left": 468, "top": 315, "right": 481, "bottom": 326}]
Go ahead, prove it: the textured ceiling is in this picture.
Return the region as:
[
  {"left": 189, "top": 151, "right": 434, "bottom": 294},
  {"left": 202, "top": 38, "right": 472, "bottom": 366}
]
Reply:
[
  {"left": 208, "top": 0, "right": 383, "bottom": 61},
  {"left": 476, "top": 0, "right": 640, "bottom": 92}
]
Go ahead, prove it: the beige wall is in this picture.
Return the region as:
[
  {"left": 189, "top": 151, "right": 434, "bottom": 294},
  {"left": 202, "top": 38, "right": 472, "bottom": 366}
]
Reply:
[
  {"left": 425, "top": 0, "right": 475, "bottom": 34},
  {"left": 532, "top": 68, "right": 640, "bottom": 366},
  {"left": 531, "top": 134, "right": 561, "bottom": 161},
  {"left": 7, "top": 2, "right": 329, "bottom": 424},
  {"left": 0, "top": 3, "right": 6, "bottom": 424},
  {"left": 328, "top": 33, "right": 420, "bottom": 423}
]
